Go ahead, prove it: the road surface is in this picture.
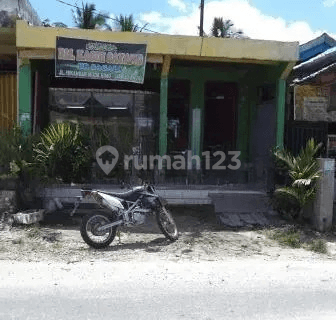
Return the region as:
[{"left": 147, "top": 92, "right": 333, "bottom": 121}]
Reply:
[{"left": 0, "top": 258, "right": 336, "bottom": 319}]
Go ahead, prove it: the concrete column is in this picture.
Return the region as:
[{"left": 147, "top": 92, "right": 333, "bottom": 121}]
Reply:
[
  {"left": 159, "top": 77, "right": 168, "bottom": 156},
  {"left": 159, "top": 56, "right": 171, "bottom": 156},
  {"left": 236, "top": 83, "right": 250, "bottom": 163},
  {"left": 190, "top": 80, "right": 204, "bottom": 159},
  {"left": 276, "top": 79, "right": 286, "bottom": 148},
  {"left": 18, "top": 58, "right": 32, "bottom": 135},
  {"left": 312, "top": 158, "right": 335, "bottom": 232},
  {"left": 191, "top": 108, "right": 202, "bottom": 159}
]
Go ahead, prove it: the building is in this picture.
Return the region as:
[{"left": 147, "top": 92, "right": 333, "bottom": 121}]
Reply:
[
  {"left": 0, "top": 0, "right": 40, "bottom": 130},
  {"left": 288, "top": 33, "right": 336, "bottom": 156},
  {"left": 0, "top": 0, "right": 40, "bottom": 26},
  {"left": 3, "top": 20, "right": 298, "bottom": 186}
]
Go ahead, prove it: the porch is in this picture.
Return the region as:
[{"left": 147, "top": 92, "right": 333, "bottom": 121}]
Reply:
[{"left": 40, "top": 183, "right": 279, "bottom": 228}]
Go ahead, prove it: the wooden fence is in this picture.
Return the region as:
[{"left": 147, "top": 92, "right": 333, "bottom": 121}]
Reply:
[{"left": 0, "top": 73, "right": 17, "bottom": 130}]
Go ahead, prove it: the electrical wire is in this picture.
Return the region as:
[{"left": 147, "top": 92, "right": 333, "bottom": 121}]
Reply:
[{"left": 56, "top": 0, "right": 160, "bottom": 34}]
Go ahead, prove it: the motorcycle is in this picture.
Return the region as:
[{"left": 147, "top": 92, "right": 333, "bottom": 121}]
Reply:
[{"left": 71, "top": 184, "right": 179, "bottom": 249}]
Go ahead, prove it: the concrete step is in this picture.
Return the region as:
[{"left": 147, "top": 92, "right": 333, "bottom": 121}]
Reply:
[
  {"left": 39, "top": 187, "right": 212, "bottom": 207},
  {"left": 209, "top": 190, "right": 270, "bottom": 213},
  {"left": 39, "top": 187, "right": 272, "bottom": 217},
  {"left": 216, "top": 211, "right": 286, "bottom": 228}
]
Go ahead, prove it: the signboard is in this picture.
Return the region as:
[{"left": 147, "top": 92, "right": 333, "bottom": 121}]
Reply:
[{"left": 55, "top": 37, "right": 147, "bottom": 83}]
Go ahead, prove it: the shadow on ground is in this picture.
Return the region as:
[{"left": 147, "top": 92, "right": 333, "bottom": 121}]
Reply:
[{"left": 40, "top": 205, "right": 221, "bottom": 235}]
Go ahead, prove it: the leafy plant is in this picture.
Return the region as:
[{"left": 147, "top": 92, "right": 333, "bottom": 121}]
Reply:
[
  {"left": 42, "top": 18, "right": 67, "bottom": 28},
  {"left": 0, "top": 126, "right": 37, "bottom": 177},
  {"left": 115, "top": 14, "right": 146, "bottom": 32},
  {"left": 210, "top": 17, "right": 243, "bottom": 38},
  {"left": 308, "top": 239, "right": 328, "bottom": 254},
  {"left": 34, "top": 122, "right": 92, "bottom": 183},
  {"left": 269, "top": 226, "right": 301, "bottom": 248},
  {"left": 272, "top": 139, "right": 322, "bottom": 221},
  {"left": 72, "top": 2, "right": 108, "bottom": 29}
]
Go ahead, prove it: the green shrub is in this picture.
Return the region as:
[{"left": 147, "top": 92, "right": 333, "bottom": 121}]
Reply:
[
  {"left": 308, "top": 239, "right": 328, "bottom": 254},
  {"left": 0, "top": 126, "right": 37, "bottom": 176},
  {"left": 34, "top": 122, "right": 93, "bottom": 183},
  {"left": 270, "top": 228, "right": 301, "bottom": 248}
]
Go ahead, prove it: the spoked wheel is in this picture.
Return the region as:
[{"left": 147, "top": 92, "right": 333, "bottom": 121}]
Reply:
[
  {"left": 156, "top": 207, "right": 179, "bottom": 241},
  {"left": 80, "top": 213, "right": 117, "bottom": 249}
]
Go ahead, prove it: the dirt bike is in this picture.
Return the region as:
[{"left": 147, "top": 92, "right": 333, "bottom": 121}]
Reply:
[{"left": 71, "top": 184, "right": 179, "bottom": 249}]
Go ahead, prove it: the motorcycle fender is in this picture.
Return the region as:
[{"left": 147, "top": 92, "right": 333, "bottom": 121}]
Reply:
[{"left": 97, "top": 192, "right": 124, "bottom": 210}]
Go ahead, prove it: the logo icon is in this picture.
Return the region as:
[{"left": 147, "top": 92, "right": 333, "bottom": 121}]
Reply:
[{"left": 96, "top": 146, "right": 119, "bottom": 175}]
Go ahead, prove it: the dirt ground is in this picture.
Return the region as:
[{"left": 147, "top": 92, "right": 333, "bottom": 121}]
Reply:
[{"left": 1, "top": 205, "right": 336, "bottom": 263}]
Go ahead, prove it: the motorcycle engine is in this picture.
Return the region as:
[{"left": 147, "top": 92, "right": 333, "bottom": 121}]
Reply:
[{"left": 131, "top": 211, "right": 147, "bottom": 225}]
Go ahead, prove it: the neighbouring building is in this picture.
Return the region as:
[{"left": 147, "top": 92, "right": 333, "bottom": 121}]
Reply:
[
  {"left": 288, "top": 33, "right": 336, "bottom": 157},
  {"left": 0, "top": 0, "right": 40, "bottom": 26},
  {"left": 0, "top": 0, "right": 40, "bottom": 130},
  {"left": 2, "top": 19, "right": 298, "bottom": 186}
]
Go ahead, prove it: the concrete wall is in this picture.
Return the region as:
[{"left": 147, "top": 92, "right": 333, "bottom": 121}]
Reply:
[
  {"left": 250, "top": 99, "right": 276, "bottom": 185},
  {"left": 0, "top": 0, "right": 40, "bottom": 26},
  {"left": 312, "top": 158, "right": 335, "bottom": 231}
]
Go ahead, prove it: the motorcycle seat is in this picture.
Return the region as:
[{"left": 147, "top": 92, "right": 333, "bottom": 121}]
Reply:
[{"left": 100, "top": 189, "right": 141, "bottom": 200}]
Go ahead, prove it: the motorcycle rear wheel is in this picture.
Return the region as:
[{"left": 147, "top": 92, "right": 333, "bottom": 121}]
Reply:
[
  {"left": 80, "top": 213, "right": 117, "bottom": 249},
  {"left": 156, "top": 207, "right": 179, "bottom": 241}
]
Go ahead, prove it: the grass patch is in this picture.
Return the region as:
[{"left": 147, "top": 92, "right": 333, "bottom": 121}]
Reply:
[
  {"left": 116, "top": 230, "right": 122, "bottom": 244},
  {"left": 268, "top": 225, "right": 329, "bottom": 254},
  {"left": 269, "top": 228, "right": 301, "bottom": 248},
  {"left": 26, "top": 225, "right": 41, "bottom": 239},
  {"left": 52, "top": 242, "right": 62, "bottom": 250},
  {"left": 308, "top": 239, "right": 328, "bottom": 254},
  {"left": 12, "top": 237, "right": 24, "bottom": 245}
]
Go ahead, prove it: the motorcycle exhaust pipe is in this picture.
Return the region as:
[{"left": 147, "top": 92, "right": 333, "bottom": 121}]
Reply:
[{"left": 97, "top": 219, "right": 123, "bottom": 232}]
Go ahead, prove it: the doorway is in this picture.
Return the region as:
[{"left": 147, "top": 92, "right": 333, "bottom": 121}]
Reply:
[
  {"left": 167, "top": 80, "right": 190, "bottom": 153},
  {"left": 203, "top": 81, "right": 238, "bottom": 153}
]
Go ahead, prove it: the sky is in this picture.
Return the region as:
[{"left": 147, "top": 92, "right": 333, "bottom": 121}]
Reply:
[{"left": 28, "top": 0, "right": 336, "bottom": 44}]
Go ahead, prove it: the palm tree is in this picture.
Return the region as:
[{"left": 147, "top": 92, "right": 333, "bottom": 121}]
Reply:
[
  {"left": 273, "top": 139, "right": 322, "bottom": 221},
  {"left": 42, "top": 19, "right": 67, "bottom": 28},
  {"left": 72, "top": 2, "right": 106, "bottom": 29},
  {"left": 210, "top": 17, "right": 243, "bottom": 38},
  {"left": 116, "top": 14, "right": 147, "bottom": 32}
]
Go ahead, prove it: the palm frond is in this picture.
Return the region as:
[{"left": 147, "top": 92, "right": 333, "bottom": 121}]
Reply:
[{"left": 272, "top": 138, "right": 322, "bottom": 218}]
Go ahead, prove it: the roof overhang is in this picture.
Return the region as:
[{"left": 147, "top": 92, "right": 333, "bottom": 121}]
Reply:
[
  {"left": 299, "top": 33, "right": 336, "bottom": 55},
  {"left": 16, "top": 20, "right": 299, "bottom": 66}
]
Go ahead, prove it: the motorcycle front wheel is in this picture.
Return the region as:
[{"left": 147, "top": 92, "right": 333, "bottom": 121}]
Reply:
[
  {"left": 80, "top": 213, "right": 117, "bottom": 249},
  {"left": 156, "top": 207, "right": 179, "bottom": 241}
]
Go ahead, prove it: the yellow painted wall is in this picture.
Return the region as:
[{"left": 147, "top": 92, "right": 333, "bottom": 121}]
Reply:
[{"left": 16, "top": 20, "right": 298, "bottom": 63}]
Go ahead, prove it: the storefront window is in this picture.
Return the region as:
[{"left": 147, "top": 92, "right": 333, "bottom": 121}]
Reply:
[{"left": 48, "top": 88, "right": 160, "bottom": 181}]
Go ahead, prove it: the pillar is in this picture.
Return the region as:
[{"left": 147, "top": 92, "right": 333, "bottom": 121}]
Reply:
[
  {"left": 190, "top": 80, "right": 204, "bottom": 159},
  {"left": 276, "top": 79, "right": 286, "bottom": 148},
  {"left": 18, "top": 58, "right": 32, "bottom": 135},
  {"left": 159, "top": 56, "right": 171, "bottom": 156}
]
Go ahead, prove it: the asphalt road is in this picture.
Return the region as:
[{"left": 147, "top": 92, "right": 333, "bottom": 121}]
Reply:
[{"left": 1, "top": 258, "right": 336, "bottom": 320}]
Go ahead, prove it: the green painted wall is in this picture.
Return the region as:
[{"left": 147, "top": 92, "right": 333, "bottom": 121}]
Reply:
[
  {"left": 169, "top": 64, "right": 249, "bottom": 160},
  {"left": 169, "top": 64, "right": 262, "bottom": 163},
  {"left": 276, "top": 79, "right": 286, "bottom": 148},
  {"left": 18, "top": 61, "right": 32, "bottom": 135}
]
